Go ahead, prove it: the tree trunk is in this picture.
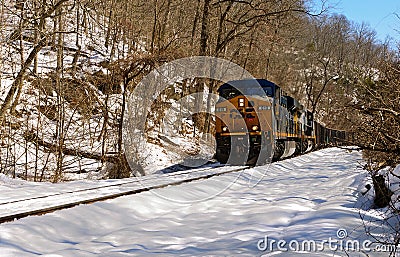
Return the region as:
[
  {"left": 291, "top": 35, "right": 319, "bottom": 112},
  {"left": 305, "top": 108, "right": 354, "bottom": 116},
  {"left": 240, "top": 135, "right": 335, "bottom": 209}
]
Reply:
[
  {"left": 0, "top": 37, "right": 47, "bottom": 122},
  {"left": 372, "top": 174, "right": 393, "bottom": 208},
  {"left": 23, "top": 130, "right": 121, "bottom": 164},
  {"left": 199, "top": 0, "right": 210, "bottom": 56},
  {"left": 54, "top": 6, "right": 65, "bottom": 182}
]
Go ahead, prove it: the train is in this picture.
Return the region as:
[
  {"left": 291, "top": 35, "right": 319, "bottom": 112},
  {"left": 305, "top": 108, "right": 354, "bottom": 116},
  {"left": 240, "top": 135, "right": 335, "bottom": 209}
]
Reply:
[{"left": 214, "top": 79, "right": 348, "bottom": 165}]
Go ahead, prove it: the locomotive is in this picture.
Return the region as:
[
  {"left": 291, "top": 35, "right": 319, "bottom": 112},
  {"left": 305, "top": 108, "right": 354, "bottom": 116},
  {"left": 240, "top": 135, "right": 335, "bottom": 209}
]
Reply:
[{"left": 214, "top": 79, "right": 346, "bottom": 165}]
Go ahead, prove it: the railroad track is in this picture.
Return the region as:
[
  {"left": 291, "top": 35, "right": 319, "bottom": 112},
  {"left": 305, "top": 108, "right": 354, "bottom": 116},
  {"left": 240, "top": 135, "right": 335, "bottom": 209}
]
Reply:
[{"left": 0, "top": 165, "right": 249, "bottom": 224}]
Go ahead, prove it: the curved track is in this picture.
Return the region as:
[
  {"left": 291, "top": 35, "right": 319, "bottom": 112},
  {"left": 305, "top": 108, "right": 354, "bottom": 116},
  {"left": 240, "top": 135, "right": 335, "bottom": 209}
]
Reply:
[{"left": 0, "top": 165, "right": 249, "bottom": 223}]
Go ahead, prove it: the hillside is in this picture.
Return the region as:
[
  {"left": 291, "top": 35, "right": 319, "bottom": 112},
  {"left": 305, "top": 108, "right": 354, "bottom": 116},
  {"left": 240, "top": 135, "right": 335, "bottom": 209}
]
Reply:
[{"left": 0, "top": 0, "right": 398, "bottom": 181}]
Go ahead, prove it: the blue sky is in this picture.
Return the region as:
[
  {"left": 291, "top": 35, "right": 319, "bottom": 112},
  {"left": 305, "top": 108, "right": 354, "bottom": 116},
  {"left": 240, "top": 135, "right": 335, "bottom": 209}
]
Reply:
[{"left": 313, "top": 0, "right": 400, "bottom": 43}]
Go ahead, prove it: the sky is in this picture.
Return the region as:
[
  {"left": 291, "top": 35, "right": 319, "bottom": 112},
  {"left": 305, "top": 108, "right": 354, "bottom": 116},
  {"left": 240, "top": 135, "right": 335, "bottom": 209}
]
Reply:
[{"left": 314, "top": 0, "right": 400, "bottom": 43}]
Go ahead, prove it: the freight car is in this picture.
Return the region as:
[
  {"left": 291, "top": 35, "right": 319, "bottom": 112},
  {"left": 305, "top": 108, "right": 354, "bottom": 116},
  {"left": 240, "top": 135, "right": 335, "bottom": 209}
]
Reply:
[{"left": 214, "top": 79, "right": 347, "bottom": 165}]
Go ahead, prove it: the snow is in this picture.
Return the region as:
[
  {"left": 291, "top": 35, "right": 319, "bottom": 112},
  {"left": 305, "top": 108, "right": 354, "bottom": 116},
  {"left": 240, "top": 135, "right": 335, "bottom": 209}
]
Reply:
[{"left": 0, "top": 147, "right": 394, "bottom": 256}]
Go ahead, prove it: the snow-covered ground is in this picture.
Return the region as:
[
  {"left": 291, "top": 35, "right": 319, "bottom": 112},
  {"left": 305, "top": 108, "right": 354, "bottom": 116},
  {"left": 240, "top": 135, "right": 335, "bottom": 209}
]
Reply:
[{"left": 0, "top": 148, "right": 394, "bottom": 256}]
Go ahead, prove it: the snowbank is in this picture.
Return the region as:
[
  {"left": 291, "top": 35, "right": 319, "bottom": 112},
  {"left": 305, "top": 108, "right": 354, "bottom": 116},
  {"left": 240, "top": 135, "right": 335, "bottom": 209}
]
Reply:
[{"left": 0, "top": 148, "right": 393, "bottom": 256}]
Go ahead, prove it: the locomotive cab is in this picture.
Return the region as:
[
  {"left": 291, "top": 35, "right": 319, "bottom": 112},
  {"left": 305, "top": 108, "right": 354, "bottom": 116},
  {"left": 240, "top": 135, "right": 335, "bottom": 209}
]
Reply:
[{"left": 215, "top": 79, "right": 276, "bottom": 165}]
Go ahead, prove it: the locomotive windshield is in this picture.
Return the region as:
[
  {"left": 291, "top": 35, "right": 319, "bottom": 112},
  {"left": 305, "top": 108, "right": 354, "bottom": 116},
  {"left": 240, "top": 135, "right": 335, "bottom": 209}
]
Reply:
[
  {"left": 217, "top": 79, "right": 275, "bottom": 100},
  {"left": 218, "top": 86, "right": 272, "bottom": 100}
]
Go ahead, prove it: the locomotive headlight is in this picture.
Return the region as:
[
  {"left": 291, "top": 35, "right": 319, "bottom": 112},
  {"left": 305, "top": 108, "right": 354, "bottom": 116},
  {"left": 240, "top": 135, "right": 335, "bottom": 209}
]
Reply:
[
  {"left": 238, "top": 98, "right": 245, "bottom": 107},
  {"left": 222, "top": 126, "right": 229, "bottom": 132},
  {"left": 251, "top": 125, "right": 259, "bottom": 131}
]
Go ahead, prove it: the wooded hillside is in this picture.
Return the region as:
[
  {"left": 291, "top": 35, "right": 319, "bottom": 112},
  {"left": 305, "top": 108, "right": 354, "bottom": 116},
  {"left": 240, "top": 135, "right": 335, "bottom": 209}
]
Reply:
[{"left": 0, "top": 0, "right": 399, "bottom": 180}]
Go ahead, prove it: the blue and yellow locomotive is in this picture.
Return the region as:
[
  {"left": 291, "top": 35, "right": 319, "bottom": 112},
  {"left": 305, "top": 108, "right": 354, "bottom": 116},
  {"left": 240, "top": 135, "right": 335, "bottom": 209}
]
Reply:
[{"left": 214, "top": 79, "right": 346, "bottom": 165}]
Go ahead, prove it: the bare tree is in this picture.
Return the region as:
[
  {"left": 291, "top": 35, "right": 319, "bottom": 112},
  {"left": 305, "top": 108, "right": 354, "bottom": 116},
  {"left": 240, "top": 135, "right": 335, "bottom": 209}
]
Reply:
[{"left": 0, "top": 0, "right": 69, "bottom": 123}]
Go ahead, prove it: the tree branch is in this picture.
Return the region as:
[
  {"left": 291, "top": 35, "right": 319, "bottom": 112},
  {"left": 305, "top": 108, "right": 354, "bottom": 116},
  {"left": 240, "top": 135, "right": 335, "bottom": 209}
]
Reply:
[{"left": 23, "top": 130, "right": 120, "bottom": 163}]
